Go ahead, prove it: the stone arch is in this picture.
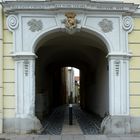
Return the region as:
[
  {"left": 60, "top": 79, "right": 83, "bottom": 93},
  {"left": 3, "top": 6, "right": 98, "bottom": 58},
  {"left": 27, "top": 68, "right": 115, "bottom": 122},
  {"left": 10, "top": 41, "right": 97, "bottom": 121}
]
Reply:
[
  {"left": 35, "top": 29, "right": 109, "bottom": 121},
  {"left": 31, "top": 26, "right": 112, "bottom": 53}
]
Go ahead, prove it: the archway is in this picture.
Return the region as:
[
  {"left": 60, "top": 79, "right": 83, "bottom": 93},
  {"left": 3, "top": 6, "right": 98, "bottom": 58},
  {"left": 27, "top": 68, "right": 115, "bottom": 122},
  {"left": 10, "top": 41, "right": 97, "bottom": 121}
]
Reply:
[
  {"left": 34, "top": 31, "right": 109, "bottom": 134},
  {"left": 2, "top": 0, "right": 134, "bottom": 133}
]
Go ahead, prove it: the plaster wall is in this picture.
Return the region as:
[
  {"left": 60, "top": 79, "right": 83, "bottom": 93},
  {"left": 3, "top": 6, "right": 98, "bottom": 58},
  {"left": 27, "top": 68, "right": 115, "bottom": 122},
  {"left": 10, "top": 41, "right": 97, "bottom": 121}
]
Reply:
[
  {"left": 129, "top": 18, "right": 140, "bottom": 116},
  {"left": 0, "top": 3, "right": 3, "bottom": 133},
  {"left": 85, "top": 52, "right": 109, "bottom": 117},
  {"left": 94, "top": 53, "right": 109, "bottom": 117}
]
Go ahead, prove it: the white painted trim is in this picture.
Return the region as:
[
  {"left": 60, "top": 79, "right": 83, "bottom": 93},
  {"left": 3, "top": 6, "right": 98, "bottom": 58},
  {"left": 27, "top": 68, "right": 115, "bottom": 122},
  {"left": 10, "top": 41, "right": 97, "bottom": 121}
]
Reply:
[
  {"left": 14, "top": 58, "right": 36, "bottom": 118},
  {"left": 108, "top": 55, "right": 130, "bottom": 115},
  {"left": 2, "top": 1, "right": 138, "bottom": 14}
]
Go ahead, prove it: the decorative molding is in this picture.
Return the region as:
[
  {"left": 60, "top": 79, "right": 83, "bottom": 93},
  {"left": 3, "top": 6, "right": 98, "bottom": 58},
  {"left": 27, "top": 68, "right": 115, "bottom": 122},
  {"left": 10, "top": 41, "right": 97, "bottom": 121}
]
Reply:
[
  {"left": 11, "top": 52, "right": 37, "bottom": 60},
  {"left": 107, "top": 52, "right": 132, "bottom": 60},
  {"left": 98, "top": 19, "right": 113, "bottom": 33},
  {"left": 122, "top": 16, "right": 133, "bottom": 32},
  {"left": 2, "top": 1, "right": 138, "bottom": 14},
  {"left": 24, "top": 60, "right": 29, "bottom": 76},
  {"left": 62, "top": 12, "right": 80, "bottom": 34},
  {"left": 27, "top": 19, "right": 43, "bottom": 32},
  {"left": 114, "top": 60, "right": 120, "bottom": 76},
  {"left": 64, "top": 12, "right": 77, "bottom": 30},
  {"left": 7, "top": 15, "right": 19, "bottom": 31}
]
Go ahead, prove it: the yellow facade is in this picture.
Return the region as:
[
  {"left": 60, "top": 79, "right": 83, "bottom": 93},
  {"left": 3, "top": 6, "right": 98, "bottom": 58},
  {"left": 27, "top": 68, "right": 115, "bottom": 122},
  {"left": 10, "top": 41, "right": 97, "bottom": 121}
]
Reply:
[
  {"left": 129, "top": 18, "right": 140, "bottom": 116},
  {"left": 2, "top": 13, "right": 15, "bottom": 119},
  {"left": 0, "top": 3, "right": 3, "bottom": 133}
]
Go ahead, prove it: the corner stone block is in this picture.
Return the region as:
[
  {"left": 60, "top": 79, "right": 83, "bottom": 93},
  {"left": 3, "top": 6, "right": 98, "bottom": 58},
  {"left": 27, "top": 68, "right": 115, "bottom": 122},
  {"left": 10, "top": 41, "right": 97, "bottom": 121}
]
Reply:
[
  {"left": 131, "top": 117, "right": 140, "bottom": 133},
  {"left": 111, "top": 117, "right": 125, "bottom": 134}
]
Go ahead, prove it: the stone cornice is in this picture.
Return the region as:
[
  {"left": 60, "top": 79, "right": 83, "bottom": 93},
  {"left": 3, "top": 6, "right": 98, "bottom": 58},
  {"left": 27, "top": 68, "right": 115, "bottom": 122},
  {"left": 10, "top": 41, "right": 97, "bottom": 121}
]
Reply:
[
  {"left": 134, "top": 5, "right": 140, "bottom": 15},
  {"left": 11, "top": 52, "right": 37, "bottom": 60},
  {"left": 107, "top": 52, "right": 132, "bottom": 60},
  {"left": 1, "top": 1, "right": 139, "bottom": 14}
]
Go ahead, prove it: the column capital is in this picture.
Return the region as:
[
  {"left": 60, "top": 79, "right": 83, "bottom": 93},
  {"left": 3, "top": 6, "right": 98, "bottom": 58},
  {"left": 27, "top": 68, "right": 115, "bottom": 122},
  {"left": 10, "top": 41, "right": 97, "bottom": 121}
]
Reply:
[
  {"left": 107, "top": 52, "right": 132, "bottom": 60},
  {"left": 11, "top": 52, "right": 37, "bottom": 61}
]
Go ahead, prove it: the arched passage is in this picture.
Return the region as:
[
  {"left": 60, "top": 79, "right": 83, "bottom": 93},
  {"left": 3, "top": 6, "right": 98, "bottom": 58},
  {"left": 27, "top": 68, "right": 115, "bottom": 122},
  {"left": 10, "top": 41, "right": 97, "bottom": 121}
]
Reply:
[{"left": 35, "top": 31, "right": 109, "bottom": 130}]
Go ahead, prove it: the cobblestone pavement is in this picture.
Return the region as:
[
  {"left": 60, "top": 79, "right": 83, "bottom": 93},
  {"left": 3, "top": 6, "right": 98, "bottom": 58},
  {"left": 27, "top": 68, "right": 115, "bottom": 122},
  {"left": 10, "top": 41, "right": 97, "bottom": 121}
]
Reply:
[
  {"left": 41, "top": 105, "right": 101, "bottom": 135},
  {"left": 73, "top": 105, "right": 102, "bottom": 134},
  {"left": 1, "top": 105, "right": 140, "bottom": 139},
  {"left": 41, "top": 106, "right": 66, "bottom": 135}
]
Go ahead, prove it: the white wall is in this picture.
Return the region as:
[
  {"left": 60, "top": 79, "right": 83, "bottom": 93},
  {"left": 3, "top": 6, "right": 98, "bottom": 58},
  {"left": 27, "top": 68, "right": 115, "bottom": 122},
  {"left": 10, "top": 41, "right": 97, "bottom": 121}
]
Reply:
[{"left": 86, "top": 51, "right": 109, "bottom": 117}]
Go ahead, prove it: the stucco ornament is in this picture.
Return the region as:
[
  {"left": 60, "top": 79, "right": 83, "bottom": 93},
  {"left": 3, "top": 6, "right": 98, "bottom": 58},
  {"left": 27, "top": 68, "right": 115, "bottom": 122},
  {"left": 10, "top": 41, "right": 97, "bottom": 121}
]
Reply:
[
  {"left": 99, "top": 19, "right": 113, "bottom": 33},
  {"left": 122, "top": 16, "right": 133, "bottom": 32},
  {"left": 7, "top": 15, "right": 19, "bottom": 31},
  {"left": 114, "top": 60, "right": 120, "bottom": 76},
  {"left": 27, "top": 19, "right": 43, "bottom": 32},
  {"left": 65, "top": 12, "right": 77, "bottom": 30},
  {"left": 62, "top": 12, "right": 81, "bottom": 34}
]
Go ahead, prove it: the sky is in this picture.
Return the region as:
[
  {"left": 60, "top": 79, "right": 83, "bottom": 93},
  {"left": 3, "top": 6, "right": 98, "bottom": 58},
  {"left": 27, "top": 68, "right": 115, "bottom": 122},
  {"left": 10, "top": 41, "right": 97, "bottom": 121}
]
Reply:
[{"left": 74, "top": 68, "right": 79, "bottom": 76}]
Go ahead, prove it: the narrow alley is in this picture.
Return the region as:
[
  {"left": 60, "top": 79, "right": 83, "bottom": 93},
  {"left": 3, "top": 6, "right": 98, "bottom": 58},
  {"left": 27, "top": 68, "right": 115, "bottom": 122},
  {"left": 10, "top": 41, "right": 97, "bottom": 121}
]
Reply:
[{"left": 41, "top": 105, "right": 101, "bottom": 135}]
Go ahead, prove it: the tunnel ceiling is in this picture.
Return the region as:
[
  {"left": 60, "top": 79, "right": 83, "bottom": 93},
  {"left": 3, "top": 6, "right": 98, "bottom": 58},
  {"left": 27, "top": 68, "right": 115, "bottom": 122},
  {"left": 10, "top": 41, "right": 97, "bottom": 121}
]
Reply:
[{"left": 36, "top": 31, "right": 108, "bottom": 72}]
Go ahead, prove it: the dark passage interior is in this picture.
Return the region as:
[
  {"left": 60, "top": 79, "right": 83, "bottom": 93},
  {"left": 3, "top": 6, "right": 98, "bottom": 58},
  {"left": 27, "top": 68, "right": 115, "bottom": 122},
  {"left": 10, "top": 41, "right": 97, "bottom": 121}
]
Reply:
[{"left": 35, "top": 31, "right": 109, "bottom": 129}]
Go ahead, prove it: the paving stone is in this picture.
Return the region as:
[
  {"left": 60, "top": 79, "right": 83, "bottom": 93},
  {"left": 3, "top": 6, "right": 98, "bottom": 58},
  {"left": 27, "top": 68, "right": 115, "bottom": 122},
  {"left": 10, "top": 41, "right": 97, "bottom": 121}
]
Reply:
[
  {"left": 120, "top": 137, "right": 140, "bottom": 140},
  {"left": 73, "top": 106, "right": 101, "bottom": 135},
  {"left": 50, "top": 135, "right": 61, "bottom": 140},
  {"left": 62, "top": 135, "right": 73, "bottom": 140},
  {"left": 85, "top": 135, "right": 109, "bottom": 140},
  {"left": 108, "top": 136, "right": 121, "bottom": 140},
  {"left": 14, "top": 136, "right": 34, "bottom": 140},
  {"left": 85, "top": 135, "right": 99, "bottom": 140},
  {"left": 0, "top": 134, "right": 17, "bottom": 140},
  {"left": 73, "top": 135, "right": 85, "bottom": 140},
  {"left": 41, "top": 105, "right": 101, "bottom": 135},
  {"left": 41, "top": 106, "right": 65, "bottom": 135},
  {"left": 38, "top": 135, "right": 50, "bottom": 140},
  {"left": 98, "top": 135, "right": 108, "bottom": 140}
]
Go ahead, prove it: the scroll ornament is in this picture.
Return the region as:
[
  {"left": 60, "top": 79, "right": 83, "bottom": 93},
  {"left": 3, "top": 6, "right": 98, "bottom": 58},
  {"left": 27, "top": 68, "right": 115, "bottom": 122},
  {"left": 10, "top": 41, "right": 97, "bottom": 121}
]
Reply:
[
  {"left": 7, "top": 15, "right": 19, "bottom": 31},
  {"left": 122, "top": 16, "right": 133, "bottom": 32}
]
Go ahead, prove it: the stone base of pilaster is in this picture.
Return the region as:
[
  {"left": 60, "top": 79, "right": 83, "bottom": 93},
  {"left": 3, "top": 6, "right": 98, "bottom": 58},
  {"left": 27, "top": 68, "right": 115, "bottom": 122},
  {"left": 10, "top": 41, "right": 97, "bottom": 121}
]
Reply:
[
  {"left": 3, "top": 116, "right": 42, "bottom": 134},
  {"left": 101, "top": 116, "right": 140, "bottom": 134}
]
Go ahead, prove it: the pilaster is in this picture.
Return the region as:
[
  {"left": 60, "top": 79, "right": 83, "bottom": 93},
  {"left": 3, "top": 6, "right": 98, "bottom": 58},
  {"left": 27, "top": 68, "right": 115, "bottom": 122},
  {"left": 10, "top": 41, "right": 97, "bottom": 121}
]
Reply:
[
  {"left": 0, "top": 4, "right": 3, "bottom": 133},
  {"left": 108, "top": 53, "right": 130, "bottom": 115},
  {"left": 12, "top": 53, "right": 36, "bottom": 118},
  {"left": 10, "top": 53, "right": 42, "bottom": 133}
]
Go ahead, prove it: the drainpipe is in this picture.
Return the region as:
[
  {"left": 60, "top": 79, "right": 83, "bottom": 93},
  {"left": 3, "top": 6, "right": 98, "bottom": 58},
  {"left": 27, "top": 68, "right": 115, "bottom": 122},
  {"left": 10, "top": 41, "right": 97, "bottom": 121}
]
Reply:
[{"left": 0, "top": 2, "right": 3, "bottom": 133}]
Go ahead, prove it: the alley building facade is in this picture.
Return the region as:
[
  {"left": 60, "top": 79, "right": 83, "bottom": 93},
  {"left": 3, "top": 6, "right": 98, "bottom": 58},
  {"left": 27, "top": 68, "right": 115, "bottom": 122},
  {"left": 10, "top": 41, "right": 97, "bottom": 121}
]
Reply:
[{"left": 1, "top": 0, "right": 140, "bottom": 134}]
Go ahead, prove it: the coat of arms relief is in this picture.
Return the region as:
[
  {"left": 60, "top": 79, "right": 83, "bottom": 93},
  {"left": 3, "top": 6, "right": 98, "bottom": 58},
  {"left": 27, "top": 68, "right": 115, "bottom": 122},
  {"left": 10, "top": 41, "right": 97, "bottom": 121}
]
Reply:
[{"left": 63, "top": 12, "right": 80, "bottom": 34}]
